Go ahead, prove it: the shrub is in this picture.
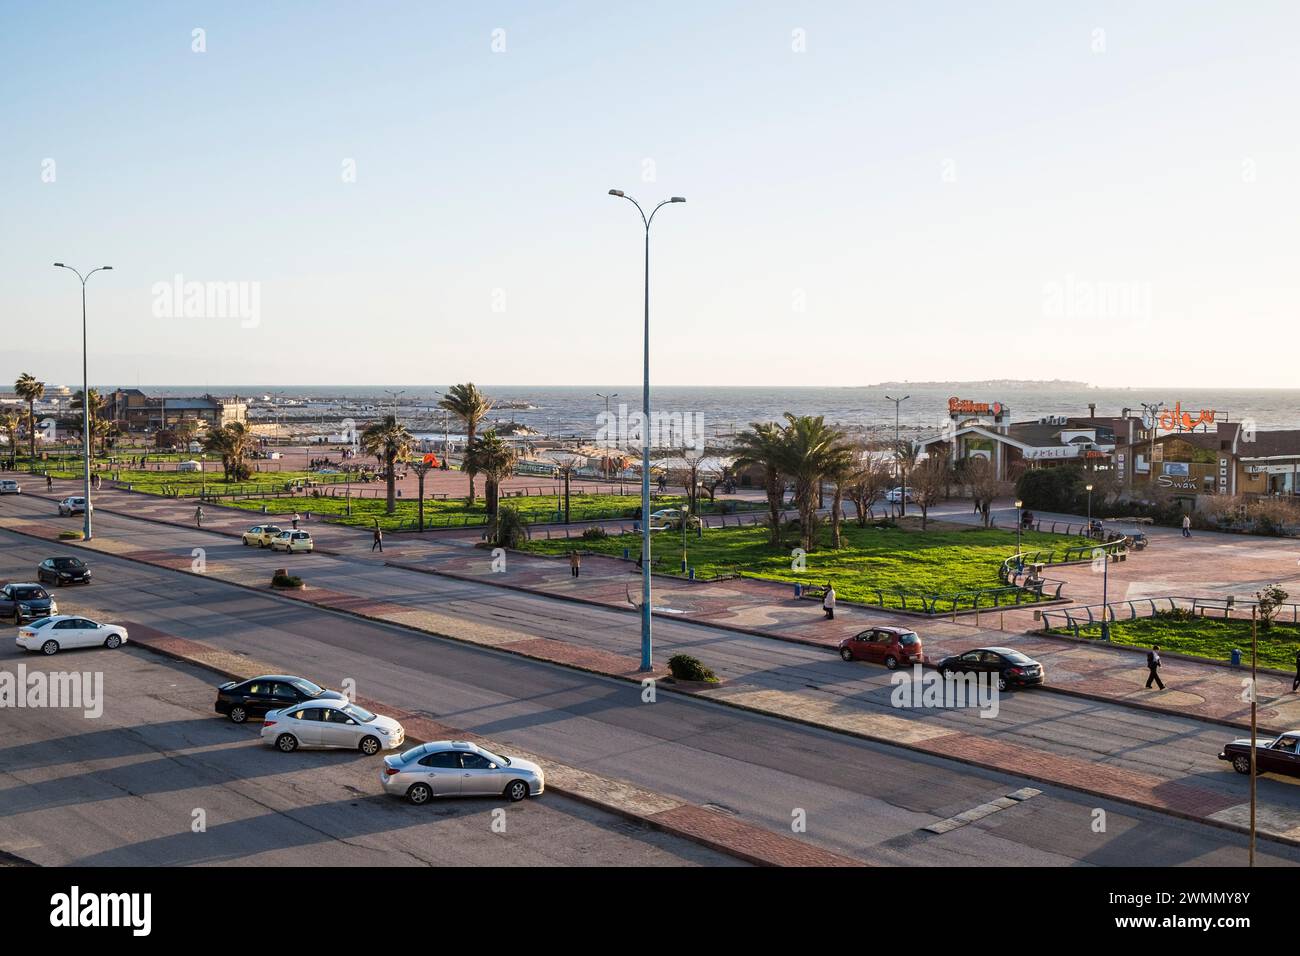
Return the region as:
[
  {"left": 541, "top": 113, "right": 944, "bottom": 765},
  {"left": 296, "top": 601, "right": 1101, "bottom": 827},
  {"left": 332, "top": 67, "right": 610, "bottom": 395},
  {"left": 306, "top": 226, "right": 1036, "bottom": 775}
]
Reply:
[
  {"left": 492, "top": 505, "right": 530, "bottom": 549},
  {"left": 271, "top": 572, "right": 303, "bottom": 588},
  {"left": 1015, "top": 465, "right": 1087, "bottom": 514},
  {"left": 57, "top": 530, "right": 83, "bottom": 540},
  {"left": 581, "top": 525, "right": 608, "bottom": 540},
  {"left": 667, "top": 654, "right": 719, "bottom": 683},
  {"left": 1154, "top": 607, "right": 1195, "bottom": 623}
]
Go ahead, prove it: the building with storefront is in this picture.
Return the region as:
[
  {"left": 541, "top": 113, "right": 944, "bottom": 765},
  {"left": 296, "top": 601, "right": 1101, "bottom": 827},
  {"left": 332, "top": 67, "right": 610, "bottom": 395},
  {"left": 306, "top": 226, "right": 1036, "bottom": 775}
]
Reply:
[{"left": 104, "top": 389, "right": 247, "bottom": 433}]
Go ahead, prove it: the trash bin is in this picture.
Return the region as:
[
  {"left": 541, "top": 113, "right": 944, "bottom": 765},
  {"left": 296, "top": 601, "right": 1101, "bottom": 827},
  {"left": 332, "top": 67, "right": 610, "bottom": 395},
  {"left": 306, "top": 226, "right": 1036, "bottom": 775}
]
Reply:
[{"left": 1231, "top": 648, "right": 1242, "bottom": 667}]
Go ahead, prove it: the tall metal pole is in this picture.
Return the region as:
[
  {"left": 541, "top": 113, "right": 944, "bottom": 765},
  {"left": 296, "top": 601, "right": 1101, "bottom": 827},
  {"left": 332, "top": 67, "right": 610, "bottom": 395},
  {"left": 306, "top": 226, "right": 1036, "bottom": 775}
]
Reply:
[
  {"left": 54, "top": 263, "right": 112, "bottom": 541},
  {"left": 886, "top": 394, "right": 909, "bottom": 516},
  {"left": 1250, "top": 606, "right": 1257, "bottom": 866},
  {"left": 610, "top": 190, "right": 685, "bottom": 672}
]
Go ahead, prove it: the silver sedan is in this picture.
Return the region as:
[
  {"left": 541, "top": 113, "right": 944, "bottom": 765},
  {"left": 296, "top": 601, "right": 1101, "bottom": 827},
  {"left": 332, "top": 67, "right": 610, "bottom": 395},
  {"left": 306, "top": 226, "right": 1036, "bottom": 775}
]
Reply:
[
  {"left": 381, "top": 740, "right": 545, "bottom": 804},
  {"left": 261, "top": 700, "right": 404, "bottom": 755}
]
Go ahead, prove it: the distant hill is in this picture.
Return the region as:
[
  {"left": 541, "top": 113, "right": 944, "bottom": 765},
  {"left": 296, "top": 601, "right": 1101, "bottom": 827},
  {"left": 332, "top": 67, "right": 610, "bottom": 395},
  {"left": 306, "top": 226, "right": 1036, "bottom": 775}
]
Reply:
[{"left": 863, "top": 379, "right": 1092, "bottom": 389}]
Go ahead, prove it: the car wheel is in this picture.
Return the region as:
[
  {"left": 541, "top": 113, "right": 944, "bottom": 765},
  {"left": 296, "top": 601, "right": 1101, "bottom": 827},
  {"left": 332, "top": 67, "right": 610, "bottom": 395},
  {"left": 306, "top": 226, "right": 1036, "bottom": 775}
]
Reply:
[
  {"left": 504, "top": 779, "right": 529, "bottom": 802},
  {"left": 997, "top": 676, "right": 1009, "bottom": 692},
  {"left": 884, "top": 654, "right": 900, "bottom": 670},
  {"left": 41, "top": 639, "right": 59, "bottom": 656},
  {"left": 1232, "top": 755, "right": 1254, "bottom": 775},
  {"left": 104, "top": 633, "right": 122, "bottom": 649},
  {"left": 229, "top": 705, "right": 248, "bottom": 724},
  {"left": 359, "top": 735, "right": 381, "bottom": 756},
  {"left": 276, "top": 733, "right": 299, "bottom": 753},
  {"left": 407, "top": 783, "right": 432, "bottom": 805},
  {"left": 839, "top": 647, "right": 854, "bottom": 662}
]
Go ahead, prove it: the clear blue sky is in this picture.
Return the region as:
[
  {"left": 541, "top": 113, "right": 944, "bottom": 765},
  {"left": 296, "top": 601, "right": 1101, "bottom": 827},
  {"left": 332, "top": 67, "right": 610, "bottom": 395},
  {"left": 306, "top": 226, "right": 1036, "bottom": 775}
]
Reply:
[{"left": 3, "top": 1, "right": 1297, "bottom": 389}]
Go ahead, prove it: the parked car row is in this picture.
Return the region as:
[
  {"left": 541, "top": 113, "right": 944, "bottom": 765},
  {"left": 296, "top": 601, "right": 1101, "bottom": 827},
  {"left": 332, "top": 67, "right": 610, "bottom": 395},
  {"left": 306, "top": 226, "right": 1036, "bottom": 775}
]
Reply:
[
  {"left": 243, "top": 525, "right": 314, "bottom": 552},
  {"left": 214, "top": 674, "right": 544, "bottom": 803},
  {"left": 838, "top": 626, "right": 1045, "bottom": 691}
]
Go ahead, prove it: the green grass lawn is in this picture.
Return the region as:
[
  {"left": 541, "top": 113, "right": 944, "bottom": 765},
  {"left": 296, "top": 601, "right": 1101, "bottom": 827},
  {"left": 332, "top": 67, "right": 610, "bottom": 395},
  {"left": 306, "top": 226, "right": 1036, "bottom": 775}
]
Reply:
[
  {"left": 1053, "top": 613, "right": 1300, "bottom": 669},
  {"left": 213, "top": 491, "right": 759, "bottom": 532},
  {"left": 523, "top": 521, "right": 1090, "bottom": 610}
]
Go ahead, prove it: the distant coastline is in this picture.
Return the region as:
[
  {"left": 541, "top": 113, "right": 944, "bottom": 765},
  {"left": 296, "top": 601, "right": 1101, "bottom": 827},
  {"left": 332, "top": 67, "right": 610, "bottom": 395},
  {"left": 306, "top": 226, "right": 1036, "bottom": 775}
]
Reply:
[{"left": 864, "top": 379, "right": 1092, "bottom": 389}]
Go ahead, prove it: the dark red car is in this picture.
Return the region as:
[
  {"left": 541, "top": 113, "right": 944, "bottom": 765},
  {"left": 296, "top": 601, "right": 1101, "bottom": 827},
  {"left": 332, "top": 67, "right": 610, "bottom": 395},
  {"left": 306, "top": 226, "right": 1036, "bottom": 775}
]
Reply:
[{"left": 838, "top": 626, "right": 925, "bottom": 670}]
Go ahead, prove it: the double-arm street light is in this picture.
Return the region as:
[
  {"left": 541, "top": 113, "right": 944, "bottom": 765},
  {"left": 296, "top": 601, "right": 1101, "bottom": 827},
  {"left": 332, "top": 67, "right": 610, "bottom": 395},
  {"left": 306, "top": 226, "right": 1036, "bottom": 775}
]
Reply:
[
  {"left": 608, "top": 189, "right": 685, "bottom": 672},
  {"left": 53, "top": 262, "right": 113, "bottom": 541},
  {"left": 886, "top": 394, "right": 909, "bottom": 515}
]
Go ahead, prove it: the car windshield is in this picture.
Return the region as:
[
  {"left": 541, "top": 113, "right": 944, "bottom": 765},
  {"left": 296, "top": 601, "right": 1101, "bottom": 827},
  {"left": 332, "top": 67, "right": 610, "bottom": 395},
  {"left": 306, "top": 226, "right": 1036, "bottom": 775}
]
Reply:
[
  {"left": 12, "top": 587, "right": 46, "bottom": 600},
  {"left": 399, "top": 745, "right": 427, "bottom": 762},
  {"left": 26, "top": 617, "right": 55, "bottom": 629},
  {"left": 52, "top": 558, "right": 83, "bottom": 569},
  {"left": 1001, "top": 650, "right": 1034, "bottom": 664},
  {"left": 343, "top": 703, "right": 376, "bottom": 723},
  {"left": 898, "top": 632, "right": 919, "bottom": 645},
  {"left": 289, "top": 678, "right": 325, "bottom": 696}
]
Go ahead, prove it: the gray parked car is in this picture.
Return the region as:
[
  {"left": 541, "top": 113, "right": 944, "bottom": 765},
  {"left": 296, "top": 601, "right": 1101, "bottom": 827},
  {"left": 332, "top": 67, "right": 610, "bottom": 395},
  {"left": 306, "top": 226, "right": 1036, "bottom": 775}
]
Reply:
[
  {"left": 381, "top": 740, "right": 545, "bottom": 804},
  {"left": 0, "top": 583, "right": 57, "bottom": 624},
  {"left": 260, "top": 700, "right": 404, "bottom": 755}
]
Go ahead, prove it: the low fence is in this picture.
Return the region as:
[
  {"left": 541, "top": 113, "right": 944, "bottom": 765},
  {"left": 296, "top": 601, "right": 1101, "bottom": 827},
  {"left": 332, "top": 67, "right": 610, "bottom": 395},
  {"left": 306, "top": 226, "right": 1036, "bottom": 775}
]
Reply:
[
  {"left": 999, "top": 534, "right": 1128, "bottom": 585},
  {"left": 1040, "top": 595, "right": 1300, "bottom": 638}
]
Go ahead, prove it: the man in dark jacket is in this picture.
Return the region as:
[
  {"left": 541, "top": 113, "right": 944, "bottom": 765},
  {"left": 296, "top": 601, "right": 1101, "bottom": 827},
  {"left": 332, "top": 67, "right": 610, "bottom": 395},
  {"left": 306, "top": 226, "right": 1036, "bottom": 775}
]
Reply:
[{"left": 1145, "top": 645, "right": 1165, "bottom": 689}]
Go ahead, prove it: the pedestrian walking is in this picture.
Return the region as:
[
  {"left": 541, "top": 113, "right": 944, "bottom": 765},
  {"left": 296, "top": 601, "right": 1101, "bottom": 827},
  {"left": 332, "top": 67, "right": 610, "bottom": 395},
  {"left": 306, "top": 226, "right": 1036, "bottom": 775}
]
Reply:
[
  {"left": 292, "top": 512, "right": 301, "bottom": 530},
  {"left": 46, "top": 474, "right": 52, "bottom": 492},
  {"left": 372, "top": 527, "right": 383, "bottom": 552},
  {"left": 823, "top": 583, "right": 836, "bottom": 620},
  {"left": 1182, "top": 514, "right": 1191, "bottom": 538},
  {"left": 1292, "top": 650, "right": 1300, "bottom": 693},
  {"left": 195, "top": 505, "right": 204, "bottom": 529},
  {"left": 1145, "top": 645, "right": 1165, "bottom": 689},
  {"left": 570, "top": 550, "right": 582, "bottom": 578}
]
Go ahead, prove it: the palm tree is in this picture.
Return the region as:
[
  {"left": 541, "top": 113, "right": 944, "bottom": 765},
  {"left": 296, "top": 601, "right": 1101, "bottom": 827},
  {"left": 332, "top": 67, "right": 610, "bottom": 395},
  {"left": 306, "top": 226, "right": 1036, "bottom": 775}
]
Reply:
[
  {"left": 781, "top": 414, "right": 854, "bottom": 551},
  {"left": 438, "top": 383, "right": 493, "bottom": 504},
  {"left": 14, "top": 373, "right": 44, "bottom": 467},
  {"left": 203, "top": 421, "right": 255, "bottom": 483},
  {"left": 732, "top": 421, "right": 790, "bottom": 546},
  {"left": 822, "top": 440, "right": 859, "bottom": 549},
  {"left": 0, "top": 410, "right": 20, "bottom": 468},
  {"left": 71, "top": 388, "right": 105, "bottom": 457},
  {"left": 464, "top": 430, "right": 519, "bottom": 542},
  {"left": 360, "top": 415, "right": 413, "bottom": 514}
]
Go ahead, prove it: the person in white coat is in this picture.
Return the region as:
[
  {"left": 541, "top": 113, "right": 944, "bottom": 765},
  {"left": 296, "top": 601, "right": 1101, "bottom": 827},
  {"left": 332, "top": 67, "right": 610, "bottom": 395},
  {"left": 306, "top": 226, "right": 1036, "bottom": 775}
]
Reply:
[{"left": 823, "top": 584, "right": 836, "bottom": 620}]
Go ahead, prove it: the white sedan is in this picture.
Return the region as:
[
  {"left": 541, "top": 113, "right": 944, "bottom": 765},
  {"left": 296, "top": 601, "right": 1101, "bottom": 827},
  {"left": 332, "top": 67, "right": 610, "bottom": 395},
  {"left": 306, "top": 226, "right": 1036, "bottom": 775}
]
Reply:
[
  {"left": 270, "top": 530, "right": 314, "bottom": 553},
  {"left": 16, "top": 615, "right": 128, "bottom": 656},
  {"left": 261, "top": 700, "right": 405, "bottom": 755}
]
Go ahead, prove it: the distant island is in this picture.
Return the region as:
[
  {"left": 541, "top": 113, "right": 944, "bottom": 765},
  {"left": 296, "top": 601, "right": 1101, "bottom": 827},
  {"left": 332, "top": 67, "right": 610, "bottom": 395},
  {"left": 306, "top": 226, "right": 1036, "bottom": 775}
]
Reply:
[{"left": 863, "top": 379, "right": 1092, "bottom": 389}]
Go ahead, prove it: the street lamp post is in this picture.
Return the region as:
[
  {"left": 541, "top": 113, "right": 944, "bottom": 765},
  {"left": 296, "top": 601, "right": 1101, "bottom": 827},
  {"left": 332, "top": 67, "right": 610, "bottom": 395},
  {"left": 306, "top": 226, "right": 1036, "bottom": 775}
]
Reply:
[
  {"left": 886, "top": 394, "right": 909, "bottom": 516},
  {"left": 609, "top": 189, "right": 686, "bottom": 672},
  {"left": 383, "top": 389, "right": 406, "bottom": 421},
  {"left": 1100, "top": 543, "right": 1111, "bottom": 641},
  {"left": 1086, "top": 483, "right": 1094, "bottom": 525},
  {"left": 1015, "top": 498, "right": 1024, "bottom": 555},
  {"left": 53, "top": 263, "right": 113, "bottom": 541}
]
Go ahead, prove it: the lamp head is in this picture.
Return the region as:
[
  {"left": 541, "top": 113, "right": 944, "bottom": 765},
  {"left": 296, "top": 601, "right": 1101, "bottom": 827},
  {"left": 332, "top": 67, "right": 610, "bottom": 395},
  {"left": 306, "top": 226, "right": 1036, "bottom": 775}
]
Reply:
[
  {"left": 53, "top": 262, "right": 65, "bottom": 268},
  {"left": 102, "top": 266, "right": 113, "bottom": 270},
  {"left": 1086, "top": 484, "right": 1094, "bottom": 492},
  {"left": 1015, "top": 499, "right": 1023, "bottom": 508},
  {"left": 670, "top": 196, "right": 686, "bottom": 203},
  {"left": 608, "top": 189, "right": 625, "bottom": 197}
]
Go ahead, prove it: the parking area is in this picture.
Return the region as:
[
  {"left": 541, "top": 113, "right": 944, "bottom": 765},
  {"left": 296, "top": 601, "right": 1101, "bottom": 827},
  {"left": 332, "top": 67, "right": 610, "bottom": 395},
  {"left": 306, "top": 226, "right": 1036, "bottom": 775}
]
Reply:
[{"left": 0, "top": 644, "right": 742, "bottom": 867}]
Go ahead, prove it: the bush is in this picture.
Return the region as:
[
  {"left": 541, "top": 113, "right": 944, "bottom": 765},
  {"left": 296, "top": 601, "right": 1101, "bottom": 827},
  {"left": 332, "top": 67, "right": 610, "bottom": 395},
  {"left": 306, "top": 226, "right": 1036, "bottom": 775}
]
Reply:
[
  {"left": 667, "top": 653, "right": 719, "bottom": 683},
  {"left": 271, "top": 572, "right": 303, "bottom": 588},
  {"left": 492, "top": 505, "right": 530, "bottom": 549},
  {"left": 581, "top": 525, "right": 608, "bottom": 540},
  {"left": 1154, "top": 607, "right": 1195, "bottom": 623},
  {"left": 57, "top": 530, "right": 83, "bottom": 540},
  {"left": 1015, "top": 465, "right": 1087, "bottom": 514}
]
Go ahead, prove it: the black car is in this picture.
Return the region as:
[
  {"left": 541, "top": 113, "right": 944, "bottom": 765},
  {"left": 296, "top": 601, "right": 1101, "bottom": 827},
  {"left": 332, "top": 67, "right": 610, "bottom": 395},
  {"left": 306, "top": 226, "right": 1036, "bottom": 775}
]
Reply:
[
  {"left": 937, "top": 646, "right": 1045, "bottom": 690},
  {"left": 37, "top": 556, "right": 92, "bottom": 586},
  {"left": 0, "top": 583, "right": 57, "bottom": 624},
  {"left": 214, "top": 674, "right": 346, "bottom": 723},
  {"left": 1220, "top": 731, "right": 1300, "bottom": 777}
]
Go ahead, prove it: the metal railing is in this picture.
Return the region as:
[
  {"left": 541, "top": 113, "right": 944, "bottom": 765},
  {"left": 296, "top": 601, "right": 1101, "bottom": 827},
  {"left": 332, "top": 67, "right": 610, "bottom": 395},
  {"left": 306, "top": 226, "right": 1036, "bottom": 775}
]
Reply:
[
  {"left": 999, "top": 534, "right": 1128, "bottom": 585},
  {"left": 1040, "top": 595, "right": 1300, "bottom": 638}
]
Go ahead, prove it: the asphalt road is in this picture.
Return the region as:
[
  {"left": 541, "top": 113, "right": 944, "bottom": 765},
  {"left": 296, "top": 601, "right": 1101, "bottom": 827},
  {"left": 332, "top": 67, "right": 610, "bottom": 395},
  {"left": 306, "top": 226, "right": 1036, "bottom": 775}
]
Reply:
[
  {"left": 0, "top": 646, "right": 742, "bottom": 866},
  {"left": 2, "top": 512, "right": 1297, "bottom": 865}
]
